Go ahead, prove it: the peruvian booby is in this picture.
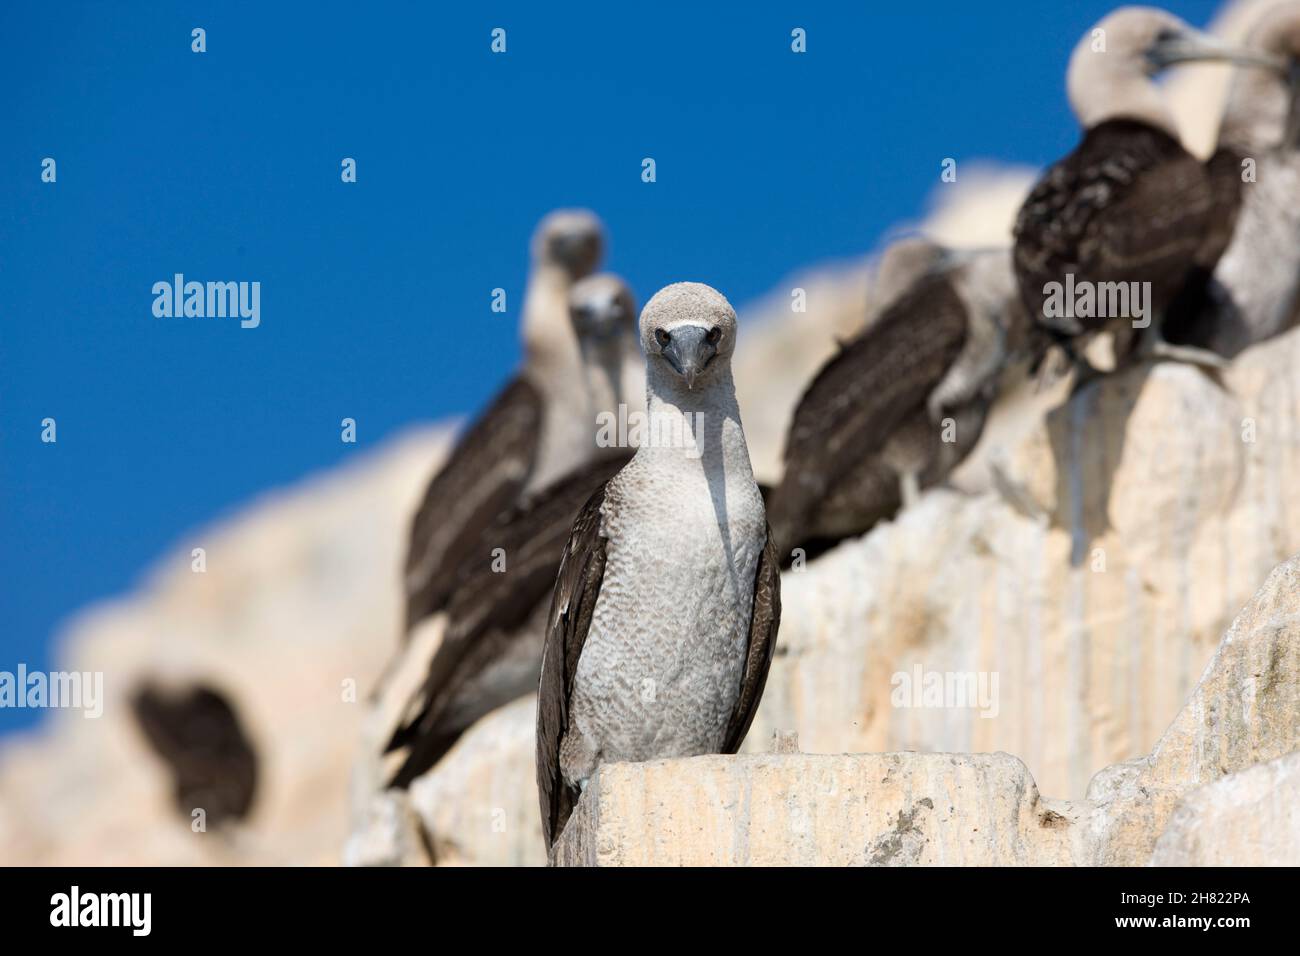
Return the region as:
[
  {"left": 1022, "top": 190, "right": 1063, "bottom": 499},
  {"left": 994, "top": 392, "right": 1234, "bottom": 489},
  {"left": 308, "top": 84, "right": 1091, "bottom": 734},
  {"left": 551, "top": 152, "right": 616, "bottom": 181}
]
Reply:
[
  {"left": 131, "top": 681, "right": 258, "bottom": 827},
  {"left": 402, "top": 210, "right": 604, "bottom": 631},
  {"left": 536, "top": 282, "right": 781, "bottom": 853},
  {"left": 765, "top": 238, "right": 1044, "bottom": 564},
  {"left": 1012, "top": 6, "right": 1281, "bottom": 371},
  {"left": 382, "top": 275, "right": 642, "bottom": 788},
  {"left": 1163, "top": 2, "right": 1300, "bottom": 358}
]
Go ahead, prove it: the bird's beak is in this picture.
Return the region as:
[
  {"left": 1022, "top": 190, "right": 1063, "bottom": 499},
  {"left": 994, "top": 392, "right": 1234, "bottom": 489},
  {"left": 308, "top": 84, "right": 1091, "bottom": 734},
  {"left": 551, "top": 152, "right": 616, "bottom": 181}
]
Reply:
[
  {"left": 1148, "top": 29, "right": 1286, "bottom": 73},
  {"left": 662, "top": 325, "right": 716, "bottom": 390}
]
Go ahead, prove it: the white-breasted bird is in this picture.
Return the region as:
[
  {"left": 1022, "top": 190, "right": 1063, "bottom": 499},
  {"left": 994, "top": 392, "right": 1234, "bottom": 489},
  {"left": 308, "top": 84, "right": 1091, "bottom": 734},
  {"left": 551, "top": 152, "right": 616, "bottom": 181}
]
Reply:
[
  {"left": 381, "top": 274, "right": 641, "bottom": 787},
  {"left": 535, "top": 282, "right": 781, "bottom": 855},
  {"left": 1164, "top": 2, "right": 1300, "bottom": 358},
  {"left": 402, "top": 210, "right": 605, "bottom": 631},
  {"left": 1013, "top": 6, "right": 1280, "bottom": 371}
]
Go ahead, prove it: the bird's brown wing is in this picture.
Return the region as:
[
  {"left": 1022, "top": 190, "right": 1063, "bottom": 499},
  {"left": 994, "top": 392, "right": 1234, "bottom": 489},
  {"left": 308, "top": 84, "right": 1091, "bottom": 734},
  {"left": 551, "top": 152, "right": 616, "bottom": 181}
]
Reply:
[
  {"left": 536, "top": 480, "right": 614, "bottom": 852},
  {"left": 721, "top": 524, "right": 782, "bottom": 755},
  {"left": 402, "top": 375, "right": 542, "bottom": 630},
  {"left": 767, "top": 274, "right": 968, "bottom": 554},
  {"left": 383, "top": 452, "right": 632, "bottom": 787},
  {"left": 1013, "top": 119, "right": 1215, "bottom": 336},
  {"left": 1162, "top": 146, "right": 1249, "bottom": 349}
]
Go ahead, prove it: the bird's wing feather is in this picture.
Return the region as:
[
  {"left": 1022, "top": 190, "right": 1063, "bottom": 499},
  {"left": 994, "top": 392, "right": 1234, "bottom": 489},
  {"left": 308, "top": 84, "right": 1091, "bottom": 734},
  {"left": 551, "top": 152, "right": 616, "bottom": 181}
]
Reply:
[
  {"left": 383, "top": 452, "right": 632, "bottom": 784},
  {"left": 536, "top": 479, "right": 613, "bottom": 852},
  {"left": 721, "top": 524, "right": 782, "bottom": 755},
  {"left": 768, "top": 275, "right": 968, "bottom": 546},
  {"left": 1013, "top": 119, "right": 1213, "bottom": 332},
  {"left": 402, "top": 375, "right": 542, "bottom": 630},
  {"left": 1162, "top": 145, "right": 1248, "bottom": 348}
]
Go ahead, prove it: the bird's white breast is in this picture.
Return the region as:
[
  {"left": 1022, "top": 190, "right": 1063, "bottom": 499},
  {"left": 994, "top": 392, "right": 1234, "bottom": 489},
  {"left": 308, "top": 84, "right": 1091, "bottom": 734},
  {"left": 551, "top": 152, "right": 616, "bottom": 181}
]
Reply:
[{"left": 562, "top": 450, "right": 765, "bottom": 783}]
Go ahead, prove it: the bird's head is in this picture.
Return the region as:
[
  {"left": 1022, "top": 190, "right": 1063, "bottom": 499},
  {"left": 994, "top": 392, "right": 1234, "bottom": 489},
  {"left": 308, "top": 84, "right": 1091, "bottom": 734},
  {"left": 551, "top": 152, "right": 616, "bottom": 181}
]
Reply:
[
  {"left": 1067, "top": 7, "right": 1284, "bottom": 133},
  {"left": 641, "top": 282, "right": 737, "bottom": 391},
  {"left": 872, "top": 235, "right": 952, "bottom": 315},
  {"left": 532, "top": 209, "right": 605, "bottom": 281},
  {"left": 569, "top": 273, "right": 637, "bottom": 349},
  {"left": 1220, "top": 1, "right": 1300, "bottom": 152}
]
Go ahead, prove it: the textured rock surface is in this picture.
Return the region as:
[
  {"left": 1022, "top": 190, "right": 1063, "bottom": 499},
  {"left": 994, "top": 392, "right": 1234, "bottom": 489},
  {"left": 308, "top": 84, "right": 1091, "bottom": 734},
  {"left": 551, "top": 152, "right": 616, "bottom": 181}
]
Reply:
[
  {"left": 554, "top": 556, "right": 1299, "bottom": 865},
  {"left": 1149, "top": 752, "right": 1300, "bottom": 866},
  {"left": 555, "top": 750, "right": 1076, "bottom": 867},
  {"left": 1081, "top": 555, "right": 1300, "bottom": 865},
  {"left": 752, "top": 329, "right": 1300, "bottom": 801}
]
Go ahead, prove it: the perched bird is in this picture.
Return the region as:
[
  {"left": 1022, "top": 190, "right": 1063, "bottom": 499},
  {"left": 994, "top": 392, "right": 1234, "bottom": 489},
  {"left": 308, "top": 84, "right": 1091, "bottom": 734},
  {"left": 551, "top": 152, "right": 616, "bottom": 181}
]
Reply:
[
  {"left": 381, "top": 275, "right": 642, "bottom": 787},
  {"left": 766, "top": 237, "right": 1043, "bottom": 564},
  {"left": 1164, "top": 2, "right": 1300, "bottom": 358},
  {"left": 402, "top": 210, "right": 605, "bottom": 632},
  {"left": 131, "top": 681, "right": 258, "bottom": 827},
  {"left": 536, "top": 282, "right": 781, "bottom": 854},
  {"left": 1012, "top": 6, "right": 1280, "bottom": 371}
]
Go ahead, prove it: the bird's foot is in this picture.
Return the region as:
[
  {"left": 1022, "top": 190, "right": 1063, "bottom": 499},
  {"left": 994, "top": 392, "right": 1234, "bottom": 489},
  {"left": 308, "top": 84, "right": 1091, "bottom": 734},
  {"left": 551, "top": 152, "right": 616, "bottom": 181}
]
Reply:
[
  {"left": 1147, "top": 338, "right": 1229, "bottom": 369},
  {"left": 899, "top": 471, "right": 921, "bottom": 510}
]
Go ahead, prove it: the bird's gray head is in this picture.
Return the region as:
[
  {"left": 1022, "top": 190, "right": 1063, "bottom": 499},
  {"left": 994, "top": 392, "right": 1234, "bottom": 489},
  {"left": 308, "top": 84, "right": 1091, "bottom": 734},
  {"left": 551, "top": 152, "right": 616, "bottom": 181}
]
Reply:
[
  {"left": 640, "top": 282, "right": 737, "bottom": 391},
  {"left": 1219, "top": 2, "right": 1300, "bottom": 152},
  {"left": 1066, "top": 7, "right": 1282, "bottom": 135},
  {"left": 532, "top": 209, "right": 605, "bottom": 280},
  {"left": 872, "top": 236, "right": 951, "bottom": 314},
  {"left": 569, "top": 273, "right": 637, "bottom": 347}
]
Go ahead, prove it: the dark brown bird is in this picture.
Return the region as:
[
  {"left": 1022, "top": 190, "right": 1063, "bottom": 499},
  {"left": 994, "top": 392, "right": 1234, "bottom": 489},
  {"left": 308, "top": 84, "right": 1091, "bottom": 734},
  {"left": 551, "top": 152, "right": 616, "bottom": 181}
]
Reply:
[
  {"left": 766, "top": 239, "right": 1041, "bottom": 565},
  {"left": 131, "top": 682, "right": 258, "bottom": 827},
  {"left": 384, "top": 450, "right": 632, "bottom": 788},
  {"left": 380, "top": 275, "right": 642, "bottom": 788},
  {"left": 402, "top": 210, "right": 605, "bottom": 631},
  {"left": 1013, "top": 7, "right": 1278, "bottom": 371}
]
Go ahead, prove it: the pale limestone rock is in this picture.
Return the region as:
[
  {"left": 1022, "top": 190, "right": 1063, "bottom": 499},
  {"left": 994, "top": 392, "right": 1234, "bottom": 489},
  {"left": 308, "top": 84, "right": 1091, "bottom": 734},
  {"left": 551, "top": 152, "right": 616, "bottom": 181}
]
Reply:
[
  {"left": 1081, "top": 554, "right": 1300, "bottom": 865},
  {"left": 342, "top": 790, "right": 430, "bottom": 868},
  {"left": 1149, "top": 752, "right": 1300, "bottom": 866},
  {"left": 552, "top": 550, "right": 1300, "bottom": 866},
  {"left": 749, "top": 328, "right": 1300, "bottom": 801},
  {"left": 408, "top": 697, "right": 542, "bottom": 866},
  {"left": 554, "top": 751, "right": 1078, "bottom": 867}
]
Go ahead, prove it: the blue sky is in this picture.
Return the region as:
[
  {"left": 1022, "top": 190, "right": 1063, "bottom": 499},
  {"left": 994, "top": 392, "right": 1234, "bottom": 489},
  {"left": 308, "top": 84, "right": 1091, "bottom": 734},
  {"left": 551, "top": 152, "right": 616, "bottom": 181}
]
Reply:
[{"left": 0, "top": 0, "right": 1222, "bottom": 733}]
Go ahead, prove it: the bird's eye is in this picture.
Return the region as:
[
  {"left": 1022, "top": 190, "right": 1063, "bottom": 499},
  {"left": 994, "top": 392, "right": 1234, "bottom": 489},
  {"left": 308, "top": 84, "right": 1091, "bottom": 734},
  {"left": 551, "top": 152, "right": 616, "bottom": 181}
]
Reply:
[
  {"left": 706, "top": 326, "right": 722, "bottom": 345},
  {"left": 655, "top": 328, "right": 671, "bottom": 347}
]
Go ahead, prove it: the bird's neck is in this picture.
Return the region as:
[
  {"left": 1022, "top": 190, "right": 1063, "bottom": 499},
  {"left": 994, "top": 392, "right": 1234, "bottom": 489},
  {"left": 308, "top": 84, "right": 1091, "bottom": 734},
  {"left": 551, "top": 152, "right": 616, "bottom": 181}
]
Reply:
[
  {"left": 619, "top": 335, "right": 647, "bottom": 418},
  {"left": 579, "top": 342, "right": 625, "bottom": 424},
  {"left": 641, "top": 364, "right": 754, "bottom": 480},
  {"left": 1066, "top": 51, "right": 1181, "bottom": 141},
  {"left": 522, "top": 264, "right": 581, "bottom": 381},
  {"left": 1219, "top": 66, "right": 1297, "bottom": 153}
]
